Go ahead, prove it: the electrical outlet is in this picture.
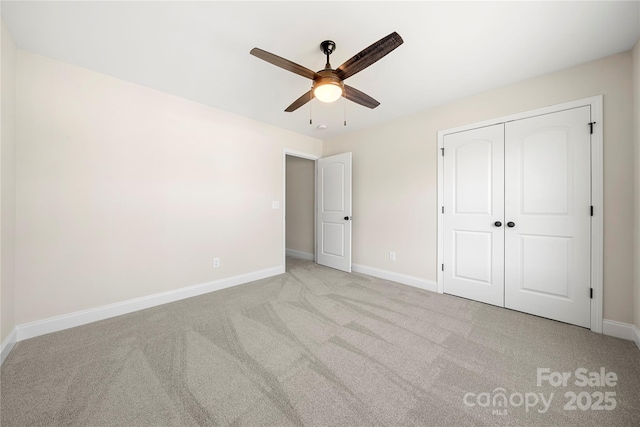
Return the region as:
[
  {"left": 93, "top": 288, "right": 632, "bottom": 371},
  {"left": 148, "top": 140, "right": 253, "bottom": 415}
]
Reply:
[
  {"left": 213, "top": 258, "right": 220, "bottom": 268},
  {"left": 389, "top": 251, "right": 396, "bottom": 262}
]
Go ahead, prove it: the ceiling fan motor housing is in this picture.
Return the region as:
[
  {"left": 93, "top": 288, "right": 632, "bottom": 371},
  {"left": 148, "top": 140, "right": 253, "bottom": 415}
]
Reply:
[{"left": 313, "top": 70, "right": 344, "bottom": 94}]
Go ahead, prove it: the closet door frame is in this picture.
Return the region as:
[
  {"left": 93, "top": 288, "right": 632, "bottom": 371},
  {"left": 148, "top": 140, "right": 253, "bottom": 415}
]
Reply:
[{"left": 436, "top": 95, "right": 603, "bottom": 333}]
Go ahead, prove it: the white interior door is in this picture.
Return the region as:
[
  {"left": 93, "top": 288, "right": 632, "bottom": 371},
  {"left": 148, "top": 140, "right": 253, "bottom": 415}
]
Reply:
[
  {"left": 504, "top": 107, "right": 591, "bottom": 327},
  {"left": 316, "top": 152, "right": 352, "bottom": 272},
  {"left": 443, "top": 124, "right": 505, "bottom": 306}
]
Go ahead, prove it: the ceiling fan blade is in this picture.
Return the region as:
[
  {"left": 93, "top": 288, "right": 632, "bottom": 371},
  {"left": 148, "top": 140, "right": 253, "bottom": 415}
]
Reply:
[
  {"left": 344, "top": 85, "right": 380, "bottom": 109},
  {"left": 285, "top": 90, "right": 314, "bottom": 112},
  {"left": 335, "top": 32, "right": 403, "bottom": 80},
  {"left": 250, "top": 48, "right": 319, "bottom": 80}
]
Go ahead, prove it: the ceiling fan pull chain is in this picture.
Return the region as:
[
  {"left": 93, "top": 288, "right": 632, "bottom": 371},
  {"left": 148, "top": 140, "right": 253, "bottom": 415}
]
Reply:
[
  {"left": 344, "top": 95, "right": 347, "bottom": 126},
  {"left": 309, "top": 89, "right": 313, "bottom": 125}
]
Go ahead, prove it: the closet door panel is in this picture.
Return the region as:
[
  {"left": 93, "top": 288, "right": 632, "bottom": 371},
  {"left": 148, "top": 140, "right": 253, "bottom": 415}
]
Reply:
[
  {"left": 443, "top": 124, "right": 505, "bottom": 307},
  {"left": 504, "top": 106, "right": 591, "bottom": 328}
]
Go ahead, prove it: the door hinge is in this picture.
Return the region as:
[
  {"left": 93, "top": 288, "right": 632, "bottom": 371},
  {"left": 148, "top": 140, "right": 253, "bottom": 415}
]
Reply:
[
  {"left": 589, "top": 122, "right": 596, "bottom": 134},
  {"left": 441, "top": 147, "right": 444, "bottom": 156},
  {"left": 590, "top": 288, "right": 593, "bottom": 299},
  {"left": 441, "top": 264, "right": 444, "bottom": 271},
  {"left": 442, "top": 206, "right": 444, "bottom": 214},
  {"left": 590, "top": 206, "right": 594, "bottom": 216}
]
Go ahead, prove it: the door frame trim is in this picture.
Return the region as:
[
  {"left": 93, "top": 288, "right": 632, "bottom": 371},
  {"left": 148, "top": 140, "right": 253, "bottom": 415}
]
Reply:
[
  {"left": 283, "top": 149, "right": 321, "bottom": 267},
  {"left": 436, "top": 95, "right": 603, "bottom": 333}
]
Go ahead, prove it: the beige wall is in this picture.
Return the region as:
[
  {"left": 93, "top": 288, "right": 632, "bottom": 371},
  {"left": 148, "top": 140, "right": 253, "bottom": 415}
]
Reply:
[
  {"left": 6, "top": 43, "right": 639, "bottom": 331},
  {"left": 15, "top": 51, "right": 322, "bottom": 325},
  {"left": 285, "top": 156, "right": 315, "bottom": 256},
  {"left": 324, "top": 51, "right": 635, "bottom": 324},
  {"left": 1, "top": 20, "right": 17, "bottom": 344},
  {"left": 633, "top": 38, "right": 640, "bottom": 332}
]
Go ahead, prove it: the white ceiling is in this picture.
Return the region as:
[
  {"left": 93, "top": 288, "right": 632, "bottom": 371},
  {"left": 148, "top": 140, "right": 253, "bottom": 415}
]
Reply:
[{"left": 2, "top": 1, "right": 639, "bottom": 140}]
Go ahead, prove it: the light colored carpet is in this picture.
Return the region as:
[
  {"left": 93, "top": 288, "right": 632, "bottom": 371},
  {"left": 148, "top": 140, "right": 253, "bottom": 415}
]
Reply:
[{"left": 1, "top": 257, "right": 639, "bottom": 426}]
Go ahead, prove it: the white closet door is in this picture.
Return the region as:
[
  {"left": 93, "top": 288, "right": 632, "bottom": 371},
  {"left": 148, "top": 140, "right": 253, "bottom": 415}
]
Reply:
[
  {"left": 443, "top": 124, "right": 505, "bottom": 307},
  {"left": 504, "top": 107, "right": 591, "bottom": 328}
]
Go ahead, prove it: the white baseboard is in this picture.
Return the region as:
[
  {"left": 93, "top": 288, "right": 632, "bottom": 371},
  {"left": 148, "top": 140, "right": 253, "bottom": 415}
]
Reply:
[
  {"left": 285, "top": 248, "right": 314, "bottom": 261},
  {"left": 352, "top": 263, "right": 437, "bottom": 293},
  {"left": 602, "top": 319, "right": 640, "bottom": 345},
  {"left": 16, "top": 265, "right": 284, "bottom": 342},
  {"left": 1, "top": 328, "right": 17, "bottom": 366}
]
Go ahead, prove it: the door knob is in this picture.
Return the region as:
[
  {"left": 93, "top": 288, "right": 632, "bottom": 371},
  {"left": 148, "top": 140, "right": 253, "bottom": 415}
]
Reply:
[
  {"left": 507, "top": 221, "right": 515, "bottom": 228},
  {"left": 344, "top": 216, "right": 352, "bottom": 220},
  {"left": 494, "top": 221, "right": 502, "bottom": 227}
]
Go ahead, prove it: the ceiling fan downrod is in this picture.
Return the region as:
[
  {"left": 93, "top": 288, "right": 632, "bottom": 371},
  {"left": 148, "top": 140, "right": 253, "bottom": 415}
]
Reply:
[{"left": 320, "top": 40, "right": 336, "bottom": 69}]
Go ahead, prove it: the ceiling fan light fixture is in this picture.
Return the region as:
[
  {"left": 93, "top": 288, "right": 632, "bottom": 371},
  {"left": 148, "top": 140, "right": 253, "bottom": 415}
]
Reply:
[
  {"left": 314, "top": 82, "right": 343, "bottom": 103},
  {"left": 312, "top": 73, "right": 344, "bottom": 103}
]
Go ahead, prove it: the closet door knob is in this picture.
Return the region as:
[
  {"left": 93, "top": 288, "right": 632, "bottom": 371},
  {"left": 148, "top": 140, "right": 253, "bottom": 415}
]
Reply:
[
  {"left": 494, "top": 221, "right": 502, "bottom": 227},
  {"left": 507, "top": 222, "right": 515, "bottom": 228}
]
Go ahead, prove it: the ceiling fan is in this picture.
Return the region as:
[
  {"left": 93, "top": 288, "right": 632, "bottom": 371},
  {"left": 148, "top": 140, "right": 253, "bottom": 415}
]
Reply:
[{"left": 250, "top": 32, "right": 403, "bottom": 112}]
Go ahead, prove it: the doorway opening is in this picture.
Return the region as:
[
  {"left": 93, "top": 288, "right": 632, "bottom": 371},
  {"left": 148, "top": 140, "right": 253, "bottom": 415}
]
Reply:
[
  {"left": 284, "top": 153, "right": 317, "bottom": 270},
  {"left": 283, "top": 150, "right": 353, "bottom": 273}
]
